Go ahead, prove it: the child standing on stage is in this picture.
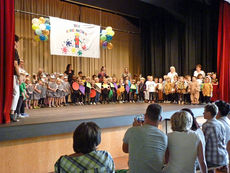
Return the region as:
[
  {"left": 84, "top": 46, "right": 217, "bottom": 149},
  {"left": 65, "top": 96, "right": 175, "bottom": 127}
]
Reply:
[
  {"left": 63, "top": 76, "right": 70, "bottom": 105},
  {"left": 47, "top": 75, "right": 57, "bottom": 107},
  {"left": 176, "top": 76, "right": 186, "bottom": 104},
  {"left": 145, "top": 76, "right": 156, "bottom": 103},
  {"left": 130, "top": 79, "right": 137, "bottom": 103},
  {"left": 189, "top": 76, "right": 200, "bottom": 105},
  {"left": 164, "top": 77, "right": 172, "bottom": 103},
  {"left": 197, "top": 74, "right": 204, "bottom": 104},
  {"left": 171, "top": 75, "right": 178, "bottom": 103},
  {"left": 157, "top": 78, "right": 164, "bottom": 102},
  {"left": 33, "top": 79, "right": 43, "bottom": 109},
  {"left": 124, "top": 79, "right": 130, "bottom": 103},
  {"left": 25, "top": 78, "right": 33, "bottom": 109},
  {"left": 184, "top": 75, "right": 191, "bottom": 104},
  {"left": 138, "top": 77, "right": 145, "bottom": 102},
  {"left": 78, "top": 79, "right": 85, "bottom": 105},
  {"left": 144, "top": 76, "right": 150, "bottom": 102},
  {"left": 202, "top": 77, "right": 213, "bottom": 103},
  {"left": 211, "top": 73, "right": 218, "bottom": 102},
  {"left": 56, "top": 79, "right": 64, "bottom": 107},
  {"left": 40, "top": 78, "right": 47, "bottom": 108},
  {"left": 112, "top": 77, "right": 118, "bottom": 103},
  {"left": 102, "top": 78, "right": 110, "bottom": 104},
  {"left": 117, "top": 78, "right": 125, "bottom": 103},
  {"left": 94, "top": 77, "right": 101, "bottom": 104},
  {"left": 153, "top": 77, "right": 158, "bottom": 102},
  {"left": 90, "top": 80, "right": 96, "bottom": 105},
  {"left": 84, "top": 77, "right": 91, "bottom": 105}
]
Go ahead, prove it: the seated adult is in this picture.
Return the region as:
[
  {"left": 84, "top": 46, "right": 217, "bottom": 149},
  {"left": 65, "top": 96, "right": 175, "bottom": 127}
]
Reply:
[
  {"left": 202, "top": 103, "right": 229, "bottom": 169},
  {"left": 122, "top": 104, "right": 167, "bottom": 173},
  {"left": 215, "top": 100, "right": 230, "bottom": 162},
  {"left": 55, "top": 122, "right": 115, "bottom": 173},
  {"left": 164, "top": 111, "right": 207, "bottom": 173},
  {"left": 193, "top": 64, "right": 205, "bottom": 78},
  {"left": 167, "top": 66, "right": 178, "bottom": 82}
]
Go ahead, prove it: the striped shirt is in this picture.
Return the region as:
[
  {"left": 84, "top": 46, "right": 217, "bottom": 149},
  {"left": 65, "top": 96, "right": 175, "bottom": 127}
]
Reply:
[
  {"left": 55, "top": 150, "right": 115, "bottom": 173},
  {"left": 202, "top": 118, "right": 229, "bottom": 166}
]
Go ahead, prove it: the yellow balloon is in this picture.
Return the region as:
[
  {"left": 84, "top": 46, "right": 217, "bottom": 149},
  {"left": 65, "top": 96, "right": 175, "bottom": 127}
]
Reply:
[
  {"left": 107, "top": 42, "right": 113, "bottom": 50},
  {"left": 32, "top": 24, "right": 39, "bottom": 30},
  {"left": 39, "top": 17, "right": 46, "bottom": 24},
  {"left": 106, "top": 26, "right": 112, "bottom": 32},
  {"left": 107, "top": 30, "right": 115, "bottom": 36},
  {"left": 34, "top": 35, "right": 40, "bottom": 42}
]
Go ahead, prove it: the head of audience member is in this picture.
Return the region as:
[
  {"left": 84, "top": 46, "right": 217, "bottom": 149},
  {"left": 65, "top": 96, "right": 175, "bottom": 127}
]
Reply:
[
  {"left": 144, "top": 104, "right": 162, "bottom": 126},
  {"left": 181, "top": 108, "right": 200, "bottom": 131},
  {"left": 215, "top": 100, "right": 230, "bottom": 119},
  {"left": 203, "top": 103, "right": 219, "bottom": 120},
  {"left": 196, "top": 64, "right": 202, "bottom": 72},
  {"left": 170, "top": 66, "right": 176, "bottom": 73},
  {"left": 66, "top": 64, "right": 72, "bottom": 72},
  {"left": 15, "top": 34, "right": 19, "bottom": 49},
  {"left": 73, "top": 122, "right": 101, "bottom": 154},
  {"left": 171, "top": 111, "right": 193, "bottom": 132}
]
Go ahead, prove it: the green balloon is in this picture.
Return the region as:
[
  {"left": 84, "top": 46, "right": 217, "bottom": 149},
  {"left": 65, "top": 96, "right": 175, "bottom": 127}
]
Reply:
[{"left": 100, "top": 35, "right": 106, "bottom": 41}]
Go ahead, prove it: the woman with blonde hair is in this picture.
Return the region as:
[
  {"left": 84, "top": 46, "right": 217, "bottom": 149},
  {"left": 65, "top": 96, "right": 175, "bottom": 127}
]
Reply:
[{"left": 164, "top": 111, "right": 207, "bottom": 173}]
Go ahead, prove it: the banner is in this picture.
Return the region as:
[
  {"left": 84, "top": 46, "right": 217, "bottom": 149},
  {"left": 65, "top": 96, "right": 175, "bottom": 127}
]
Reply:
[{"left": 50, "top": 17, "right": 100, "bottom": 58}]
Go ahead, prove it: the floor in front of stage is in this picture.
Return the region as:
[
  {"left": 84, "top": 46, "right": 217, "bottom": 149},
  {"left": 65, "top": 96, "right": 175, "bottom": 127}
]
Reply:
[{"left": 4, "top": 103, "right": 205, "bottom": 127}]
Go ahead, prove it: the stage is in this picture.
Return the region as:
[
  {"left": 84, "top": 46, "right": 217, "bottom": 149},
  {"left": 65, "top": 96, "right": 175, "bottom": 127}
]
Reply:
[{"left": 0, "top": 103, "right": 205, "bottom": 141}]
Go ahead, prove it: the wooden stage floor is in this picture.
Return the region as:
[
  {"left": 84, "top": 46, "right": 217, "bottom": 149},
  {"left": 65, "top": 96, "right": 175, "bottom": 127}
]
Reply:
[{"left": 6, "top": 103, "right": 205, "bottom": 127}]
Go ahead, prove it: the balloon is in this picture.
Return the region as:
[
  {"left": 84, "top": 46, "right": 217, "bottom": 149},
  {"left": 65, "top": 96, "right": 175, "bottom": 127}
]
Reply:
[
  {"left": 39, "top": 17, "right": 46, "bottom": 24},
  {"left": 108, "top": 30, "right": 115, "bottom": 36},
  {"left": 39, "top": 35, "right": 46, "bottom": 41},
  {"left": 35, "top": 29, "right": 42, "bottom": 36},
  {"left": 42, "top": 30, "right": 49, "bottom": 36},
  {"left": 107, "top": 42, "right": 113, "bottom": 49},
  {"left": 45, "top": 24, "right": 51, "bottom": 30},
  {"left": 39, "top": 24, "right": 46, "bottom": 30},
  {"left": 32, "top": 18, "right": 39, "bottom": 25},
  {"left": 102, "top": 41, "right": 108, "bottom": 47},
  {"left": 102, "top": 45, "right": 107, "bottom": 49},
  {"left": 44, "top": 35, "right": 48, "bottom": 41},
  {"left": 106, "top": 26, "right": 112, "bottom": 32},
  {"left": 34, "top": 35, "right": 40, "bottom": 42},
  {"left": 106, "top": 35, "right": 113, "bottom": 42},
  {"left": 101, "top": 30, "right": 107, "bottom": 35},
  {"left": 100, "top": 35, "right": 106, "bottom": 41},
  {"left": 32, "top": 24, "right": 39, "bottom": 30},
  {"left": 45, "top": 18, "right": 50, "bottom": 24}
]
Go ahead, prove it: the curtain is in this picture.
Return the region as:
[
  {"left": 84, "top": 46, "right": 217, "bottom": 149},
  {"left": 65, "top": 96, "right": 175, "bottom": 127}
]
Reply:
[
  {"left": 15, "top": 0, "right": 141, "bottom": 78},
  {"left": 217, "top": 0, "right": 230, "bottom": 102},
  {"left": 0, "top": 0, "right": 15, "bottom": 123},
  {"left": 141, "top": 2, "right": 219, "bottom": 78}
]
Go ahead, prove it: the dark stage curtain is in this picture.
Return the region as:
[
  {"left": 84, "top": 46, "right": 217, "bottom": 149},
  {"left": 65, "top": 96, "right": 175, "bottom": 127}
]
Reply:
[
  {"left": 141, "top": 2, "right": 219, "bottom": 77},
  {"left": 0, "top": 0, "right": 15, "bottom": 123},
  {"left": 217, "top": 0, "right": 230, "bottom": 102}
]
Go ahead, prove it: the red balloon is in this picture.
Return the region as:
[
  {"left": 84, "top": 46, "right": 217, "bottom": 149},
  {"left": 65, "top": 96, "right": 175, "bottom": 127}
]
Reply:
[
  {"left": 90, "top": 89, "right": 96, "bottom": 98},
  {"left": 72, "top": 82, "right": 79, "bottom": 91}
]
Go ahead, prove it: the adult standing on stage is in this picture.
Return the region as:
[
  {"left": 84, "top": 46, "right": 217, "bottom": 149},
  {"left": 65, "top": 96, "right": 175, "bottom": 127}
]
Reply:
[
  {"left": 122, "top": 67, "right": 132, "bottom": 81},
  {"left": 64, "top": 64, "right": 74, "bottom": 83},
  {"left": 193, "top": 64, "right": 205, "bottom": 78},
  {"left": 10, "top": 35, "right": 21, "bottom": 122},
  {"left": 167, "top": 66, "right": 178, "bottom": 82},
  {"left": 98, "top": 66, "right": 108, "bottom": 82}
]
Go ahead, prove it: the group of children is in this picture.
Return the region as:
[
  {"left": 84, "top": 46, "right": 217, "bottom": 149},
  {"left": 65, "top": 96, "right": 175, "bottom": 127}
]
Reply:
[{"left": 16, "top": 69, "right": 218, "bottom": 117}]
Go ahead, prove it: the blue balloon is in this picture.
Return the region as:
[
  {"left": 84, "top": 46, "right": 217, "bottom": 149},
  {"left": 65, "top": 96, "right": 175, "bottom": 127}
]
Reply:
[
  {"left": 101, "top": 30, "right": 107, "bottom": 35},
  {"left": 106, "top": 35, "right": 113, "bottom": 42},
  {"left": 46, "top": 24, "right": 51, "bottom": 30},
  {"left": 40, "top": 35, "right": 46, "bottom": 41}
]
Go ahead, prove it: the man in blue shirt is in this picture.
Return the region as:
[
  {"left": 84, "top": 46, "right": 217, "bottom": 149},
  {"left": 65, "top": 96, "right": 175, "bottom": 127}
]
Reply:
[{"left": 123, "top": 104, "right": 167, "bottom": 173}]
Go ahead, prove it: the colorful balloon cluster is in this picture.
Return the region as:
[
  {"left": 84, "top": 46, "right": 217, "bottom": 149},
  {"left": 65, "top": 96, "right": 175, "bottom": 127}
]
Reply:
[
  {"left": 100, "top": 26, "right": 115, "bottom": 49},
  {"left": 31, "top": 17, "right": 51, "bottom": 41}
]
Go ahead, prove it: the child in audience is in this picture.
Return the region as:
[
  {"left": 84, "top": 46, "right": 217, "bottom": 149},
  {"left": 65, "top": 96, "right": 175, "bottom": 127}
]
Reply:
[
  {"left": 189, "top": 76, "right": 200, "bottom": 105},
  {"left": 158, "top": 78, "right": 164, "bottom": 102},
  {"left": 202, "top": 77, "right": 213, "bottom": 103},
  {"left": 33, "top": 79, "right": 43, "bottom": 109}
]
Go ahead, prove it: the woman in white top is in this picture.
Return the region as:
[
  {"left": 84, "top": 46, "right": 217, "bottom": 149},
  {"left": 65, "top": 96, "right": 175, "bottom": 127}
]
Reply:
[
  {"left": 167, "top": 66, "right": 178, "bottom": 82},
  {"left": 215, "top": 100, "right": 230, "bottom": 158},
  {"left": 164, "top": 111, "right": 207, "bottom": 173},
  {"left": 193, "top": 64, "right": 205, "bottom": 78}
]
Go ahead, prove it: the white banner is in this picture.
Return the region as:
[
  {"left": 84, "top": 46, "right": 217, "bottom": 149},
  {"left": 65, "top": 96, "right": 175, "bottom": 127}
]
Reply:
[{"left": 50, "top": 17, "right": 100, "bottom": 58}]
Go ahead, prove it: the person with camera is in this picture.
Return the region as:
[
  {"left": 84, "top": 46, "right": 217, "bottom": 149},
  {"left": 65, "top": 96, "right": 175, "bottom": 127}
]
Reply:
[{"left": 122, "top": 104, "right": 167, "bottom": 173}]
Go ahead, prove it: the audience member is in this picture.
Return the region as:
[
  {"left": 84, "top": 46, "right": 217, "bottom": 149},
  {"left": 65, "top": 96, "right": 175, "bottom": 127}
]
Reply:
[
  {"left": 202, "top": 103, "right": 229, "bottom": 170},
  {"left": 122, "top": 104, "right": 167, "bottom": 173},
  {"left": 55, "top": 122, "right": 115, "bottom": 173},
  {"left": 164, "top": 111, "right": 207, "bottom": 173}
]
